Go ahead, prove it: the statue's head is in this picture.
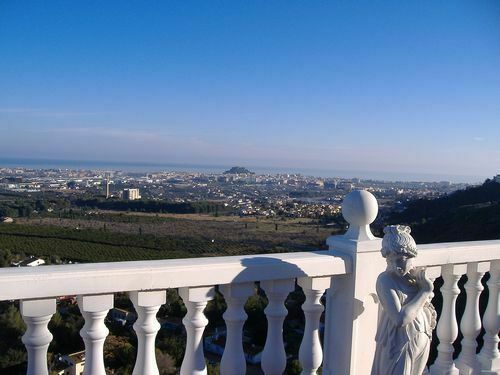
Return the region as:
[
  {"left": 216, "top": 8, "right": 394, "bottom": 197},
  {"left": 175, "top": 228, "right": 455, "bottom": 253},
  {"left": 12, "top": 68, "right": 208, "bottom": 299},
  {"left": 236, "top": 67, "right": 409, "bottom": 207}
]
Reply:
[{"left": 381, "top": 225, "right": 418, "bottom": 276}]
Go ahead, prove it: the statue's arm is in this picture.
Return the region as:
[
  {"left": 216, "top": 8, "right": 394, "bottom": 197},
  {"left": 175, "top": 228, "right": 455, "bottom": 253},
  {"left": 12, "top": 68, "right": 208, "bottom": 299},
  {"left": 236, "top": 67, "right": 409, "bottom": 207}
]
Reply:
[{"left": 376, "top": 274, "right": 431, "bottom": 328}]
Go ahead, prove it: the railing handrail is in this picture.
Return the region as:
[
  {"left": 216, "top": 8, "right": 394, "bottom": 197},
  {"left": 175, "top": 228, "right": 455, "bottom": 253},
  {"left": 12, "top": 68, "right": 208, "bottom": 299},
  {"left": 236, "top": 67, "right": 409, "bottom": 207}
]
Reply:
[
  {"left": 0, "top": 250, "right": 350, "bottom": 301},
  {"left": 414, "top": 239, "right": 500, "bottom": 267}
]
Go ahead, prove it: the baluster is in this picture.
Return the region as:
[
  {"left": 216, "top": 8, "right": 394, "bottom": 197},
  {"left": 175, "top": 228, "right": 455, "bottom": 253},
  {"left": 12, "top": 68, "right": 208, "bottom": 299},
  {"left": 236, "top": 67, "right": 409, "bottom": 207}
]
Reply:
[
  {"left": 130, "top": 290, "right": 166, "bottom": 375},
  {"left": 219, "top": 283, "right": 254, "bottom": 375},
  {"left": 456, "top": 263, "right": 487, "bottom": 374},
  {"left": 77, "top": 294, "right": 114, "bottom": 375},
  {"left": 20, "top": 298, "right": 56, "bottom": 375},
  {"left": 478, "top": 260, "right": 500, "bottom": 374},
  {"left": 179, "top": 286, "right": 215, "bottom": 375},
  {"left": 430, "top": 264, "right": 466, "bottom": 375},
  {"left": 297, "top": 277, "right": 329, "bottom": 375},
  {"left": 261, "top": 279, "right": 294, "bottom": 375},
  {"left": 425, "top": 266, "right": 442, "bottom": 300},
  {"left": 425, "top": 265, "right": 441, "bottom": 373}
]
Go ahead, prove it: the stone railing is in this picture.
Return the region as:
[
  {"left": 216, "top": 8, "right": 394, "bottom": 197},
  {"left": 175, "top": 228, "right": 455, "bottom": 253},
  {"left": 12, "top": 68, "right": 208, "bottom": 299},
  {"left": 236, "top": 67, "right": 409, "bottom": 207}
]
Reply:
[{"left": 0, "top": 190, "right": 498, "bottom": 375}]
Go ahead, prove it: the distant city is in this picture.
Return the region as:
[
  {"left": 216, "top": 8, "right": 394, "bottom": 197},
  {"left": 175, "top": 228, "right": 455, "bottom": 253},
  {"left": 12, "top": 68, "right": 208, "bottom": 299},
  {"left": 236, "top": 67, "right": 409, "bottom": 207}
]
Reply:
[
  {"left": 0, "top": 164, "right": 471, "bottom": 222},
  {"left": 0, "top": 158, "right": 488, "bottom": 184}
]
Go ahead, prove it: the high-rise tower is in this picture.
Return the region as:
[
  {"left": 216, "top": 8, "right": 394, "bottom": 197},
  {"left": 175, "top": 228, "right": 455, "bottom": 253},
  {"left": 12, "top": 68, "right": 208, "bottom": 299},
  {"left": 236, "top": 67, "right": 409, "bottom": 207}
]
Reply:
[{"left": 105, "top": 174, "right": 110, "bottom": 199}]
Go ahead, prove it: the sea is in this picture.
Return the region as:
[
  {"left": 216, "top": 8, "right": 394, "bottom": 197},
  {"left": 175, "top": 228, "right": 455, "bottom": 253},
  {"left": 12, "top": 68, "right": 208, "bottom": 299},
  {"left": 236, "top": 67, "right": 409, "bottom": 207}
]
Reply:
[{"left": 0, "top": 157, "right": 486, "bottom": 184}]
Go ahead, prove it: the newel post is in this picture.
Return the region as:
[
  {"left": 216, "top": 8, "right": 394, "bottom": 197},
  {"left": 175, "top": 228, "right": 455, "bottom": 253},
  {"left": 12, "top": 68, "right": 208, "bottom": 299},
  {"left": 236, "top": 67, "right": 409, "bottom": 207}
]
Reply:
[{"left": 322, "top": 190, "right": 384, "bottom": 375}]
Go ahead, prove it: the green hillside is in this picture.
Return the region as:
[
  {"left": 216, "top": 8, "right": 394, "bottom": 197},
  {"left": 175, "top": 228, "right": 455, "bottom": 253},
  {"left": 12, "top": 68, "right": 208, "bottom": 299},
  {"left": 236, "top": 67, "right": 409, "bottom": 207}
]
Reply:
[{"left": 387, "top": 179, "right": 500, "bottom": 243}]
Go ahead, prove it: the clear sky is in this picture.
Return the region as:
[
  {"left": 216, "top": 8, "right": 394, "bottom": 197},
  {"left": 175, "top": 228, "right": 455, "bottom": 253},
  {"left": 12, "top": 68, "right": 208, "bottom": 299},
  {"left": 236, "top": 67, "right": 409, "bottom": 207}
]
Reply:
[{"left": 0, "top": 1, "right": 499, "bottom": 182}]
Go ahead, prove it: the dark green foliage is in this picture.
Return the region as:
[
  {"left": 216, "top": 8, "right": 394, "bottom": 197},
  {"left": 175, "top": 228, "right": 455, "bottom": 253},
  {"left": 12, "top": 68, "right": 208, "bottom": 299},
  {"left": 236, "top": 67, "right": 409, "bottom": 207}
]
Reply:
[
  {"left": 0, "top": 205, "right": 17, "bottom": 218},
  {"left": 155, "top": 349, "right": 177, "bottom": 374},
  {"left": 103, "top": 335, "right": 135, "bottom": 374},
  {"left": 244, "top": 292, "right": 268, "bottom": 346},
  {"left": 0, "top": 191, "right": 70, "bottom": 218},
  {"left": 286, "top": 359, "right": 302, "bottom": 375},
  {"left": 0, "top": 248, "right": 12, "bottom": 267},
  {"left": 49, "top": 304, "right": 84, "bottom": 355},
  {"left": 0, "top": 303, "right": 26, "bottom": 370},
  {"left": 205, "top": 291, "right": 227, "bottom": 329},
  {"left": 73, "top": 198, "right": 230, "bottom": 215},
  {"left": 160, "top": 289, "right": 186, "bottom": 318},
  {"left": 387, "top": 180, "right": 500, "bottom": 243},
  {"left": 156, "top": 331, "right": 186, "bottom": 367},
  {"left": 206, "top": 362, "right": 221, "bottom": 374}
]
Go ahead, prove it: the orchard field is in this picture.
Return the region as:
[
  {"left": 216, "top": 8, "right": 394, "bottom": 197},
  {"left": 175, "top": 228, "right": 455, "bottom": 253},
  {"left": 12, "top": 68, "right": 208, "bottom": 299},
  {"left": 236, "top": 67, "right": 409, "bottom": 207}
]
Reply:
[{"left": 0, "top": 212, "right": 338, "bottom": 263}]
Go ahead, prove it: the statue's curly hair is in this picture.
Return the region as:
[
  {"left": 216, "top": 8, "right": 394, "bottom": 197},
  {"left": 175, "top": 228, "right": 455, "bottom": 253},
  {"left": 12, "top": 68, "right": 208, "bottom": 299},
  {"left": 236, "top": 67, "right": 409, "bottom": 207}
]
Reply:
[{"left": 381, "top": 225, "right": 418, "bottom": 258}]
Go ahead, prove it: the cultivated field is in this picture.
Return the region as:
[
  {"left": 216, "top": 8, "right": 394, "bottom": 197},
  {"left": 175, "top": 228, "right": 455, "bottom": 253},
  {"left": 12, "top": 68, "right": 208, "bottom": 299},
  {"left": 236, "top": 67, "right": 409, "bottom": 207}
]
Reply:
[{"left": 1, "top": 212, "right": 339, "bottom": 263}]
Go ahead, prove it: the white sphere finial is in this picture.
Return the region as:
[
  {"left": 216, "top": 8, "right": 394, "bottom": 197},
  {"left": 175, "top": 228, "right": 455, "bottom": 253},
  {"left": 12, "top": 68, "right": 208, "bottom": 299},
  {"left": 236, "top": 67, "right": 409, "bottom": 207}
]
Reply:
[{"left": 342, "top": 190, "right": 378, "bottom": 240}]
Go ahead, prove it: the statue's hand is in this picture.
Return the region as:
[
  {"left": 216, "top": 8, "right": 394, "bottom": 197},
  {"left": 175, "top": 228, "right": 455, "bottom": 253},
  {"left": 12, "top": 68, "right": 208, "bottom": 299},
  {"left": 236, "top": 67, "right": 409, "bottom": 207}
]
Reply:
[{"left": 416, "top": 269, "right": 433, "bottom": 294}]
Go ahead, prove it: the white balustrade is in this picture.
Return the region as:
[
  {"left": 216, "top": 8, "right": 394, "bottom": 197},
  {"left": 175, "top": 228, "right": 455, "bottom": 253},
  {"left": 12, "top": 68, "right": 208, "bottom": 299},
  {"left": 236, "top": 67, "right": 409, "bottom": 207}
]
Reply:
[
  {"left": 0, "top": 251, "right": 348, "bottom": 374},
  {"left": 20, "top": 298, "right": 56, "bottom": 375},
  {"left": 261, "top": 278, "right": 295, "bottom": 375},
  {"left": 478, "top": 260, "right": 500, "bottom": 374},
  {"left": 179, "top": 286, "right": 215, "bottom": 375},
  {"left": 130, "top": 290, "right": 166, "bottom": 375},
  {"left": 219, "top": 282, "right": 255, "bottom": 375},
  {"left": 456, "top": 262, "right": 487, "bottom": 374},
  {"left": 430, "top": 264, "right": 466, "bottom": 375},
  {"left": 298, "top": 277, "right": 329, "bottom": 375},
  {"left": 77, "top": 294, "right": 114, "bottom": 375}
]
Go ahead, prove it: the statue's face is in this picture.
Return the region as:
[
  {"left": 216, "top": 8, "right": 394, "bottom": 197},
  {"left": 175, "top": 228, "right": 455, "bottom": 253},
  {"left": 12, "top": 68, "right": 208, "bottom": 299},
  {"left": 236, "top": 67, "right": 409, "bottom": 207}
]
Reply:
[{"left": 387, "top": 253, "right": 413, "bottom": 277}]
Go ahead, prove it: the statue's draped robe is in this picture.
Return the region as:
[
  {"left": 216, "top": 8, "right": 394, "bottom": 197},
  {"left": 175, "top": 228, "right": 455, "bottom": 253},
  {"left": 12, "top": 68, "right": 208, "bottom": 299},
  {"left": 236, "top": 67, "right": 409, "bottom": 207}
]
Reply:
[{"left": 372, "top": 279, "right": 435, "bottom": 375}]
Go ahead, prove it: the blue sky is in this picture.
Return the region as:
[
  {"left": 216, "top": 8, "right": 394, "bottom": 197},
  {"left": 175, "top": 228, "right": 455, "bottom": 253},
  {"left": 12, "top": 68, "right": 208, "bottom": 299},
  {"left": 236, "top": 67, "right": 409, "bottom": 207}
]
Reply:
[{"left": 0, "top": 1, "right": 499, "bottom": 181}]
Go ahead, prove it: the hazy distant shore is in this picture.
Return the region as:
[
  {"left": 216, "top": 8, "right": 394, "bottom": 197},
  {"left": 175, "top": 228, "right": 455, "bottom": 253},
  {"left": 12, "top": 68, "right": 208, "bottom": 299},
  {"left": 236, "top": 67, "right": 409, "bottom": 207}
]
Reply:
[{"left": 0, "top": 157, "right": 486, "bottom": 183}]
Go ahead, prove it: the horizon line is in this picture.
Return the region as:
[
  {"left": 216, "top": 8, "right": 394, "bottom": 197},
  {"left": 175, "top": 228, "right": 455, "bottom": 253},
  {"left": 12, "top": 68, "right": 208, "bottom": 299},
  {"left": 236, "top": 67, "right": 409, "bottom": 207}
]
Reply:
[{"left": 0, "top": 156, "right": 489, "bottom": 184}]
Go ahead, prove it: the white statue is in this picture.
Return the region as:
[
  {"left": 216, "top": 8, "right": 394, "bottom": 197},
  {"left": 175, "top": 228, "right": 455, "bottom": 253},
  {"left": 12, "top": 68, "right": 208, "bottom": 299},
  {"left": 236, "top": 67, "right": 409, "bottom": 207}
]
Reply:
[{"left": 372, "top": 225, "right": 437, "bottom": 375}]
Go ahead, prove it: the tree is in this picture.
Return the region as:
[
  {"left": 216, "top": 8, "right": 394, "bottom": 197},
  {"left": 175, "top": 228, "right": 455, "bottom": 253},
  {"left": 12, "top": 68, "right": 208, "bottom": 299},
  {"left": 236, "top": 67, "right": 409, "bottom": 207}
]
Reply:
[
  {"left": 160, "top": 289, "right": 186, "bottom": 318},
  {"left": 0, "top": 303, "right": 26, "bottom": 369},
  {"left": 244, "top": 293, "right": 267, "bottom": 346},
  {"left": 103, "top": 335, "right": 135, "bottom": 373},
  {"left": 206, "top": 362, "right": 221, "bottom": 375},
  {"left": 156, "top": 333, "right": 186, "bottom": 367},
  {"left": 156, "top": 349, "right": 177, "bottom": 375},
  {"left": 286, "top": 359, "right": 302, "bottom": 375},
  {"left": 0, "top": 249, "right": 12, "bottom": 267},
  {"left": 205, "top": 292, "right": 226, "bottom": 328}
]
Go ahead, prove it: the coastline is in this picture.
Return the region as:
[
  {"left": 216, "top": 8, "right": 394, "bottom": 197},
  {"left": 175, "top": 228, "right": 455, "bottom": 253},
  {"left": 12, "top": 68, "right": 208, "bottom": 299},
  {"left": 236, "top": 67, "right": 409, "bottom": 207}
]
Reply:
[{"left": 0, "top": 157, "right": 486, "bottom": 184}]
